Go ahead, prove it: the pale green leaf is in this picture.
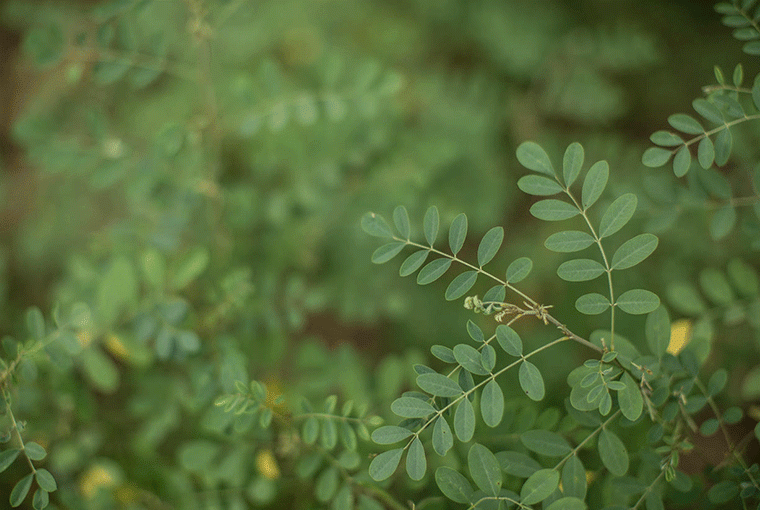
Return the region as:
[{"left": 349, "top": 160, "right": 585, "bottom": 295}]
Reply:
[
  {"left": 406, "top": 437, "right": 426, "bottom": 481},
  {"left": 699, "top": 268, "right": 733, "bottom": 305},
  {"left": 302, "top": 416, "right": 319, "bottom": 444},
  {"left": 35, "top": 469, "right": 57, "bottom": 492},
  {"left": 517, "top": 175, "right": 563, "bottom": 196},
  {"left": 642, "top": 147, "right": 672, "bottom": 168},
  {"left": 650, "top": 131, "right": 683, "bottom": 147},
  {"left": 393, "top": 206, "right": 410, "bottom": 239},
  {"left": 520, "top": 429, "right": 572, "bottom": 457},
  {"left": 618, "top": 373, "right": 643, "bottom": 421},
  {"left": 714, "top": 128, "right": 732, "bottom": 166},
  {"left": 371, "top": 426, "right": 413, "bottom": 445},
  {"left": 481, "top": 380, "right": 504, "bottom": 427},
  {"left": 468, "top": 443, "right": 502, "bottom": 496},
  {"left": 668, "top": 113, "right": 704, "bottom": 135},
  {"left": 563, "top": 143, "right": 584, "bottom": 187},
  {"left": 519, "top": 361, "right": 545, "bottom": 401},
  {"left": 315, "top": 467, "right": 339, "bottom": 502},
  {"left": 435, "top": 467, "right": 474, "bottom": 504},
  {"left": 391, "top": 397, "right": 435, "bottom": 418},
  {"left": 399, "top": 249, "right": 429, "bottom": 277},
  {"left": 666, "top": 282, "right": 706, "bottom": 315},
  {"left": 673, "top": 145, "right": 692, "bottom": 177},
  {"left": 575, "top": 293, "right": 610, "bottom": 315},
  {"left": 445, "top": 271, "right": 478, "bottom": 301},
  {"left": 424, "top": 206, "right": 440, "bottom": 245},
  {"left": 693, "top": 98, "right": 724, "bottom": 124},
  {"left": 598, "top": 193, "right": 637, "bottom": 239},
  {"left": 581, "top": 161, "right": 609, "bottom": 209},
  {"left": 520, "top": 469, "right": 560, "bottom": 505},
  {"left": 369, "top": 449, "right": 403, "bottom": 481},
  {"left": 417, "top": 258, "right": 452, "bottom": 285},
  {"left": 505, "top": 257, "right": 533, "bottom": 283},
  {"left": 496, "top": 325, "right": 522, "bottom": 357},
  {"left": 611, "top": 234, "right": 658, "bottom": 270},
  {"left": 431, "top": 345, "right": 456, "bottom": 363},
  {"left": 616, "top": 289, "right": 660, "bottom": 315},
  {"left": 454, "top": 397, "right": 475, "bottom": 442},
  {"left": 598, "top": 429, "right": 629, "bottom": 476},
  {"left": 557, "top": 259, "right": 605, "bottom": 282},
  {"left": 698, "top": 137, "right": 715, "bottom": 169},
  {"left": 453, "top": 344, "right": 488, "bottom": 375},
  {"left": 530, "top": 200, "right": 579, "bottom": 221},
  {"left": 417, "top": 373, "right": 463, "bottom": 397},
  {"left": 24, "top": 442, "right": 46, "bottom": 461},
  {"left": 477, "top": 227, "right": 504, "bottom": 266},
  {"left": 544, "top": 231, "right": 595, "bottom": 253},
  {"left": 710, "top": 204, "right": 736, "bottom": 240},
  {"left": 449, "top": 213, "right": 468, "bottom": 255},
  {"left": 516, "top": 141, "right": 555, "bottom": 176},
  {"left": 432, "top": 417, "right": 454, "bottom": 456},
  {"left": 371, "top": 242, "right": 406, "bottom": 264},
  {"left": 362, "top": 212, "right": 393, "bottom": 238},
  {"left": 0, "top": 450, "right": 20, "bottom": 473},
  {"left": 10, "top": 473, "right": 33, "bottom": 507}
]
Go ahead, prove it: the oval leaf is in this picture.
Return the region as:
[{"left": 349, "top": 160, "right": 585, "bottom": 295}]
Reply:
[
  {"left": 435, "top": 466, "right": 474, "bottom": 504},
  {"left": 454, "top": 397, "right": 476, "bottom": 442},
  {"left": 546, "top": 497, "right": 588, "bottom": 510},
  {"left": 369, "top": 448, "right": 403, "bottom": 481},
  {"left": 417, "top": 373, "right": 463, "bottom": 397},
  {"left": 391, "top": 397, "right": 436, "bottom": 418},
  {"left": 557, "top": 259, "right": 606, "bottom": 282},
  {"left": 496, "top": 325, "right": 523, "bottom": 357},
  {"left": 406, "top": 437, "right": 427, "bottom": 481},
  {"left": 562, "top": 456, "right": 587, "bottom": 500},
  {"left": 575, "top": 293, "right": 611, "bottom": 315},
  {"left": 468, "top": 443, "right": 502, "bottom": 496},
  {"left": 563, "top": 142, "right": 584, "bottom": 187},
  {"left": 453, "top": 344, "right": 489, "bottom": 375},
  {"left": 598, "top": 429, "right": 629, "bottom": 476},
  {"left": 417, "top": 258, "right": 453, "bottom": 285},
  {"left": 521, "top": 429, "right": 572, "bottom": 457},
  {"left": 449, "top": 213, "right": 468, "bottom": 255},
  {"left": 362, "top": 212, "right": 393, "bottom": 238},
  {"left": 445, "top": 271, "right": 478, "bottom": 301},
  {"left": 478, "top": 227, "right": 504, "bottom": 266},
  {"left": 598, "top": 193, "right": 637, "bottom": 239},
  {"left": 698, "top": 136, "right": 715, "bottom": 169},
  {"left": 399, "top": 249, "right": 429, "bottom": 277},
  {"left": 642, "top": 147, "right": 673, "bottom": 168},
  {"left": 518, "top": 175, "right": 564, "bottom": 196},
  {"left": 481, "top": 380, "right": 505, "bottom": 427},
  {"left": 611, "top": 234, "right": 658, "bottom": 270},
  {"left": 506, "top": 257, "right": 533, "bottom": 283},
  {"left": 424, "top": 206, "right": 440, "bottom": 246},
  {"left": 668, "top": 113, "right": 704, "bottom": 135},
  {"left": 520, "top": 469, "right": 560, "bottom": 506},
  {"left": 519, "top": 361, "right": 545, "bottom": 401},
  {"left": 433, "top": 417, "right": 454, "bottom": 456},
  {"left": 545, "top": 231, "right": 595, "bottom": 253},
  {"left": 672, "top": 145, "right": 692, "bottom": 177},
  {"left": 372, "top": 426, "right": 414, "bottom": 445},
  {"left": 393, "top": 206, "right": 411, "bottom": 239},
  {"left": 372, "top": 242, "right": 406, "bottom": 264},
  {"left": 616, "top": 289, "right": 660, "bottom": 315},
  {"left": 530, "top": 200, "right": 580, "bottom": 221},
  {"left": 618, "top": 373, "right": 644, "bottom": 421},
  {"left": 497, "top": 451, "right": 541, "bottom": 478},
  {"left": 10, "top": 473, "right": 33, "bottom": 507},
  {"left": 517, "top": 141, "right": 555, "bottom": 176},
  {"left": 582, "top": 161, "right": 609, "bottom": 209}
]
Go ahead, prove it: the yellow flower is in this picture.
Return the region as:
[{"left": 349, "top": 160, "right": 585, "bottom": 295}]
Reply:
[
  {"left": 256, "top": 449, "right": 280, "bottom": 480},
  {"left": 667, "top": 319, "right": 692, "bottom": 355}
]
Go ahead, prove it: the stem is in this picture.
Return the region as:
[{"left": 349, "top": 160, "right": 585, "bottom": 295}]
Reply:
[
  {"left": 554, "top": 410, "right": 621, "bottom": 471},
  {"left": 2, "top": 387, "right": 36, "bottom": 472}
]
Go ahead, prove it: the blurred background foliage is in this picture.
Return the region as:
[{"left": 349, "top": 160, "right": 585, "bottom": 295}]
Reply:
[{"left": 0, "top": 0, "right": 759, "bottom": 508}]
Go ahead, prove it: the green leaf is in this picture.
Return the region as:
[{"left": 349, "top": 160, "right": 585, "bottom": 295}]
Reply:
[
  {"left": 32, "top": 488, "right": 49, "bottom": 510},
  {"left": 371, "top": 242, "right": 406, "bottom": 264},
  {"left": 10, "top": 473, "right": 33, "bottom": 507},
  {"left": 745, "top": 39, "right": 760, "bottom": 54},
  {"left": 303, "top": 416, "right": 319, "bottom": 444},
  {"left": 562, "top": 456, "right": 587, "bottom": 500},
  {"left": 24, "top": 24, "right": 64, "bottom": 66},
  {"left": 435, "top": 467, "right": 474, "bottom": 504},
  {"left": 453, "top": 344, "right": 488, "bottom": 375},
  {"left": 520, "top": 469, "right": 560, "bottom": 506},
  {"left": 497, "top": 451, "right": 541, "bottom": 478},
  {"left": 93, "top": 59, "right": 131, "bottom": 85},
  {"left": 399, "top": 250, "right": 429, "bottom": 277},
  {"left": 666, "top": 282, "right": 706, "bottom": 315},
  {"left": 496, "top": 325, "right": 522, "bottom": 357},
  {"left": 575, "top": 293, "right": 610, "bottom": 315},
  {"left": 406, "top": 437, "right": 426, "bottom": 481},
  {"left": 668, "top": 113, "right": 704, "bottom": 135},
  {"left": 445, "top": 271, "right": 478, "bottom": 301},
  {"left": 321, "top": 419, "right": 338, "bottom": 449},
  {"left": 172, "top": 247, "right": 210, "bottom": 289},
  {"left": 24, "top": 442, "right": 46, "bottom": 461},
  {"left": 393, "top": 206, "right": 411, "bottom": 239},
  {"left": 449, "top": 213, "right": 468, "bottom": 255},
  {"left": 417, "top": 373, "right": 463, "bottom": 397},
  {"left": 454, "top": 397, "right": 475, "bottom": 442},
  {"left": 742, "top": 366, "right": 760, "bottom": 400},
  {"left": 424, "top": 206, "right": 440, "bottom": 245},
  {"left": 481, "top": 380, "right": 504, "bottom": 428},
  {"left": 432, "top": 417, "right": 454, "bottom": 456},
  {"left": 477, "top": 227, "right": 504, "bottom": 266},
  {"left": 563, "top": 142, "right": 584, "bottom": 187},
  {"left": 699, "top": 268, "right": 733, "bottom": 305},
  {"left": 611, "top": 234, "right": 658, "bottom": 270},
  {"left": 417, "top": 258, "right": 453, "bottom": 285},
  {"left": 546, "top": 497, "right": 587, "bottom": 510},
  {"left": 97, "top": 256, "right": 137, "bottom": 326},
  {"left": 642, "top": 147, "right": 673, "bottom": 168},
  {"left": 754, "top": 76, "right": 760, "bottom": 111},
  {"left": 368, "top": 448, "right": 403, "bottom": 481},
  {"left": 520, "top": 429, "right": 572, "bottom": 457},
  {"left": 544, "top": 231, "right": 595, "bottom": 253},
  {"left": 530, "top": 200, "right": 579, "bottom": 221},
  {"left": 468, "top": 443, "right": 502, "bottom": 496},
  {"left": 26, "top": 307, "right": 45, "bottom": 341},
  {"left": 727, "top": 258, "right": 759, "bottom": 296},
  {"left": 431, "top": 345, "right": 456, "bottom": 364},
  {"left": 517, "top": 175, "right": 564, "bottom": 196},
  {"left": 391, "top": 397, "right": 436, "bottom": 418},
  {"left": 371, "top": 426, "right": 413, "bottom": 445},
  {"left": 557, "top": 259, "right": 606, "bottom": 282},
  {"left": 616, "top": 289, "right": 660, "bottom": 315},
  {"left": 618, "top": 373, "right": 643, "bottom": 421},
  {"left": 362, "top": 212, "right": 394, "bottom": 238},
  {"left": 598, "top": 429, "right": 629, "bottom": 476},
  {"left": 582, "top": 161, "right": 609, "bottom": 209},
  {"left": 598, "top": 194, "right": 637, "bottom": 239},
  {"left": 672, "top": 145, "right": 692, "bottom": 177},
  {"left": 315, "top": 467, "right": 339, "bottom": 502},
  {"left": 517, "top": 141, "right": 555, "bottom": 176},
  {"left": 700, "top": 418, "right": 719, "bottom": 436},
  {"left": 714, "top": 128, "right": 732, "bottom": 166},
  {"left": 650, "top": 131, "right": 683, "bottom": 147},
  {"left": 698, "top": 137, "right": 715, "bottom": 169},
  {"left": 81, "top": 348, "right": 119, "bottom": 394},
  {"left": 467, "top": 320, "right": 485, "bottom": 343},
  {"left": 693, "top": 99, "right": 724, "bottom": 124},
  {"left": 733, "top": 63, "right": 744, "bottom": 87},
  {"left": 708, "top": 369, "right": 728, "bottom": 396},
  {"left": 332, "top": 483, "right": 353, "bottom": 510},
  {"left": 710, "top": 204, "right": 736, "bottom": 240},
  {"left": 35, "top": 469, "right": 57, "bottom": 492},
  {"left": 708, "top": 481, "right": 739, "bottom": 504},
  {"left": 645, "top": 306, "right": 670, "bottom": 357},
  {"left": 506, "top": 257, "right": 533, "bottom": 283},
  {"left": 519, "top": 361, "right": 545, "bottom": 401},
  {"left": 0, "top": 450, "right": 20, "bottom": 473},
  {"left": 482, "top": 284, "right": 506, "bottom": 303}
]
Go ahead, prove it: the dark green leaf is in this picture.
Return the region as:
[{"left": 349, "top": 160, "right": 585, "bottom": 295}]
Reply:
[
  {"left": 642, "top": 147, "right": 673, "bottom": 168},
  {"left": 481, "top": 380, "right": 504, "bottom": 427},
  {"left": 424, "top": 206, "right": 440, "bottom": 245},
  {"left": 519, "top": 361, "right": 545, "bottom": 401},
  {"left": 616, "top": 289, "right": 660, "bottom": 315},
  {"left": 431, "top": 345, "right": 456, "bottom": 363},
  {"left": 708, "top": 369, "right": 728, "bottom": 396},
  {"left": 391, "top": 397, "right": 436, "bottom": 418},
  {"left": 497, "top": 451, "right": 541, "bottom": 478},
  {"left": 668, "top": 113, "right": 704, "bottom": 135},
  {"left": 562, "top": 456, "right": 587, "bottom": 500},
  {"left": 496, "top": 325, "right": 522, "bottom": 357},
  {"left": 611, "top": 234, "right": 658, "bottom": 270},
  {"left": 557, "top": 259, "right": 606, "bottom": 282},
  {"left": 468, "top": 443, "right": 502, "bottom": 496},
  {"left": 521, "top": 429, "right": 572, "bottom": 457},
  {"left": 710, "top": 204, "right": 736, "bottom": 240},
  {"left": 544, "top": 231, "right": 595, "bottom": 253},
  {"left": 598, "top": 193, "right": 637, "bottom": 239},
  {"left": 453, "top": 344, "right": 488, "bottom": 375},
  {"left": 618, "top": 373, "right": 643, "bottom": 421},
  {"left": 445, "top": 271, "right": 478, "bottom": 301},
  {"left": 563, "top": 142, "right": 584, "bottom": 187},
  {"left": 417, "top": 373, "right": 463, "bottom": 397},
  {"left": 369, "top": 449, "right": 403, "bottom": 481},
  {"left": 0, "top": 450, "right": 20, "bottom": 473},
  {"left": 518, "top": 175, "right": 564, "bottom": 196},
  {"left": 478, "top": 227, "right": 504, "bottom": 266},
  {"left": 581, "top": 161, "right": 609, "bottom": 209},
  {"left": 371, "top": 242, "right": 406, "bottom": 264},
  {"left": 432, "top": 417, "right": 454, "bottom": 456},
  {"left": 545, "top": 497, "right": 587, "bottom": 510},
  {"left": 520, "top": 469, "right": 560, "bottom": 505},
  {"left": 393, "top": 206, "right": 410, "bottom": 239},
  {"left": 598, "top": 429, "right": 629, "bottom": 476},
  {"left": 417, "top": 258, "right": 453, "bottom": 285},
  {"left": 530, "top": 200, "right": 579, "bottom": 221},
  {"left": 506, "top": 257, "right": 533, "bottom": 283},
  {"left": 362, "top": 212, "right": 393, "bottom": 238},
  {"left": 371, "top": 426, "right": 413, "bottom": 445},
  {"left": 406, "top": 437, "right": 426, "bottom": 481},
  {"left": 575, "top": 293, "right": 610, "bottom": 315},
  {"left": 454, "top": 397, "right": 475, "bottom": 442},
  {"left": 399, "top": 250, "right": 429, "bottom": 277},
  {"left": 517, "top": 141, "right": 555, "bottom": 176},
  {"left": 700, "top": 418, "right": 719, "bottom": 436},
  {"left": 10, "top": 473, "right": 33, "bottom": 507},
  {"left": 449, "top": 213, "right": 468, "bottom": 255},
  {"left": 708, "top": 481, "right": 739, "bottom": 504},
  {"left": 714, "top": 128, "right": 732, "bottom": 166},
  {"left": 435, "top": 467, "right": 474, "bottom": 504}
]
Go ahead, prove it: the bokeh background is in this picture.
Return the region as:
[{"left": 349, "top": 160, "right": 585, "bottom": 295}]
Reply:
[{"left": 1, "top": 0, "right": 759, "bottom": 508}]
